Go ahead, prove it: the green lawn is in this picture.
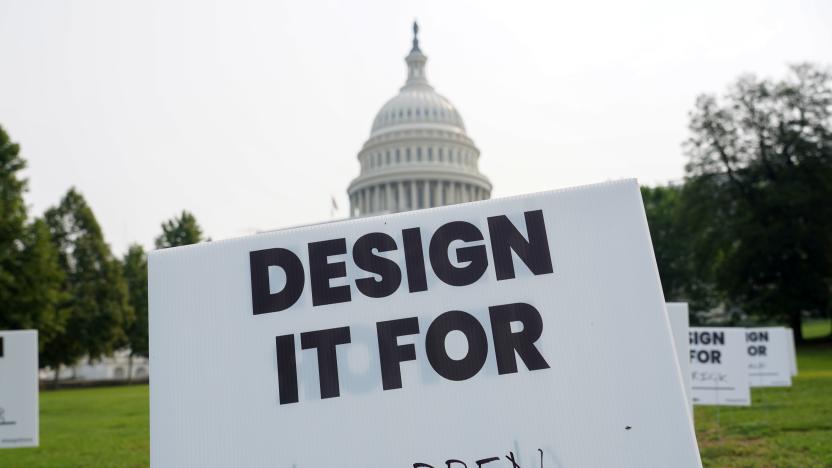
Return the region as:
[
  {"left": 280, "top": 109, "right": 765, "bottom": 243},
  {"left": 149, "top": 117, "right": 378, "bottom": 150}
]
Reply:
[
  {"left": 803, "top": 318, "right": 832, "bottom": 340},
  {"left": 695, "top": 342, "right": 832, "bottom": 467},
  {"left": 1, "top": 345, "right": 830, "bottom": 467},
  {"left": 0, "top": 385, "right": 148, "bottom": 468}
]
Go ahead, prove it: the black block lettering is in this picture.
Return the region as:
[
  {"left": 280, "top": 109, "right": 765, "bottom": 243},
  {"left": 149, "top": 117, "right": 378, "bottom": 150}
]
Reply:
[
  {"left": 377, "top": 317, "right": 420, "bottom": 390},
  {"left": 402, "top": 227, "right": 428, "bottom": 293},
  {"left": 429, "top": 221, "right": 488, "bottom": 287},
  {"left": 250, "top": 248, "right": 305, "bottom": 315},
  {"left": 426, "top": 310, "right": 488, "bottom": 381},
  {"left": 489, "top": 303, "right": 550, "bottom": 374},
  {"left": 275, "top": 334, "right": 299, "bottom": 405},
  {"left": 308, "top": 239, "right": 351, "bottom": 306},
  {"left": 300, "top": 327, "right": 352, "bottom": 399},
  {"left": 353, "top": 232, "right": 402, "bottom": 298},
  {"left": 488, "top": 210, "right": 554, "bottom": 280}
]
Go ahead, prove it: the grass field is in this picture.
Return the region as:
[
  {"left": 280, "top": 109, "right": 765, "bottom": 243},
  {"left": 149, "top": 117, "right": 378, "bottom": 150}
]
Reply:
[
  {"left": 803, "top": 318, "right": 832, "bottom": 340},
  {"left": 1, "top": 343, "right": 830, "bottom": 467},
  {"left": 0, "top": 385, "right": 148, "bottom": 468},
  {"left": 696, "top": 342, "right": 832, "bottom": 467}
]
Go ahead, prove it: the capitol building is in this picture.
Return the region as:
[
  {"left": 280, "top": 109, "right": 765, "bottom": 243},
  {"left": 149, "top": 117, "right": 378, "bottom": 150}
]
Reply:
[{"left": 348, "top": 23, "right": 492, "bottom": 216}]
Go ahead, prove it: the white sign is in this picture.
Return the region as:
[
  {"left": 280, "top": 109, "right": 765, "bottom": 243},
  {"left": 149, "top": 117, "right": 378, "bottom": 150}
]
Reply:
[
  {"left": 666, "top": 303, "right": 693, "bottom": 417},
  {"left": 785, "top": 328, "right": 798, "bottom": 377},
  {"left": 746, "top": 327, "right": 792, "bottom": 387},
  {"left": 0, "top": 330, "right": 39, "bottom": 448},
  {"left": 689, "top": 327, "right": 750, "bottom": 406},
  {"left": 149, "top": 179, "right": 700, "bottom": 467}
]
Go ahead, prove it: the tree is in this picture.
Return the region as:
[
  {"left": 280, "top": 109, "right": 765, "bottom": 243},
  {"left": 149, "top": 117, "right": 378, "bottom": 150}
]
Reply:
[
  {"left": 641, "top": 185, "right": 688, "bottom": 302},
  {"left": 682, "top": 63, "right": 832, "bottom": 341},
  {"left": 155, "top": 211, "right": 205, "bottom": 249},
  {"left": 0, "top": 125, "right": 29, "bottom": 323},
  {"left": 0, "top": 126, "right": 65, "bottom": 356},
  {"left": 122, "top": 244, "right": 148, "bottom": 381},
  {"left": 4, "top": 219, "right": 68, "bottom": 348},
  {"left": 43, "top": 188, "right": 134, "bottom": 378}
]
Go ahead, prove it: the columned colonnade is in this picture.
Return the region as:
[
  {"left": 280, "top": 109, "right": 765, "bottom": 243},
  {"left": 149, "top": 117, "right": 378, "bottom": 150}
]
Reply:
[{"left": 350, "top": 180, "right": 488, "bottom": 217}]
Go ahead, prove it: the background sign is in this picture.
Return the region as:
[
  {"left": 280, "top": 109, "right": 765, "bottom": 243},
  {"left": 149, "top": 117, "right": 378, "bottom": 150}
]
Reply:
[
  {"left": 667, "top": 303, "right": 693, "bottom": 417},
  {"left": 149, "top": 179, "right": 700, "bottom": 467},
  {"left": 0, "top": 330, "right": 39, "bottom": 448},
  {"left": 746, "top": 327, "right": 792, "bottom": 387},
  {"left": 689, "top": 327, "right": 750, "bottom": 406}
]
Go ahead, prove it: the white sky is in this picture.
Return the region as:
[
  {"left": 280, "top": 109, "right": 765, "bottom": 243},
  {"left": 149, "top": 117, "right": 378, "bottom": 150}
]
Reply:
[{"left": 1, "top": 0, "right": 830, "bottom": 255}]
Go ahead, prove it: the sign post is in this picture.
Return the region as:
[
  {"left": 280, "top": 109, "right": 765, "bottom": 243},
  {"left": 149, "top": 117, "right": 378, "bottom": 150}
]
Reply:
[
  {"left": 0, "top": 330, "right": 39, "bottom": 448},
  {"left": 150, "top": 180, "right": 701, "bottom": 467}
]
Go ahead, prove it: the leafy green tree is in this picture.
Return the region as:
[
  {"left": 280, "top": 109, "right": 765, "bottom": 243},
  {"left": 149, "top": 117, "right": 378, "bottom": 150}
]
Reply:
[
  {"left": 0, "top": 125, "right": 29, "bottom": 322},
  {"left": 682, "top": 63, "right": 832, "bottom": 341},
  {"left": 641, "top": 185, "right": 688, "bottom": 302},
  {"left": 155, "top": 210, "right": 205, "bottom": 249},
  {"left": 43, "top": 189, "right": 134, "bottom": 377},
  {"left": 0, "top": 126, "right": 65, "bottom": 356},
  {"left": 122, "top": 244, "right": 148, "bottom": 381},
  {"left": 5, "top": 220, "right": 68, "bottom": 346}
]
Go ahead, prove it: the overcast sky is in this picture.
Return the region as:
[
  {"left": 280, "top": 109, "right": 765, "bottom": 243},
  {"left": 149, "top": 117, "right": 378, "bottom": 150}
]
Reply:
[{"left": 1, "top": 0, "right": 830, "bottom": 255}]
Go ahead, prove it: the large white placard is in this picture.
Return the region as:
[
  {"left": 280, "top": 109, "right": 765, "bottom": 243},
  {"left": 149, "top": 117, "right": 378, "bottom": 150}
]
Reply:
[
  {"left": 689, "top": 327, "right": 750, "bottom": 406},
  {"left": 0, "top": 330, "right": 39, "bottom": 448},
  {"left": 746, "top": 327, "right": 792, "bottom": 387},
  {"left": 149, "top": 179, "right": 701, "bottom": 467},
  {"left": 785, "top": 328, "right": 798, "bottom": 377},
  {"left": 666, "top": 303, "right": 693, "bottom": 417}
]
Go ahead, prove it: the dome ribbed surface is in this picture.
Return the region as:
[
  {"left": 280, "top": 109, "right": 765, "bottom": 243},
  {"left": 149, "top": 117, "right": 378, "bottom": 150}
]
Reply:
[{"left": 371, "top": 89, "right": 465, "bottom": 135}]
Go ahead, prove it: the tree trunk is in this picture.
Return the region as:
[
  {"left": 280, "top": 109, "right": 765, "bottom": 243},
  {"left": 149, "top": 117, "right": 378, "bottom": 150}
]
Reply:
[
  {"left": 52, "top": 366, "right": 60, "bottom": 389},
  {"left": 790, "top": 310, "right": 804, "bottom": 344},
  {"left": 127, "top": 353, "right": 134, "bottom": 384}
]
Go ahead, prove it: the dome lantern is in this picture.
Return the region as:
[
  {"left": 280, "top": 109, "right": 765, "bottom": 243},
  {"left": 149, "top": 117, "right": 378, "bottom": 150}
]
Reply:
[{"left": 404, "top": 21, "right": 430, "bottom": 90}]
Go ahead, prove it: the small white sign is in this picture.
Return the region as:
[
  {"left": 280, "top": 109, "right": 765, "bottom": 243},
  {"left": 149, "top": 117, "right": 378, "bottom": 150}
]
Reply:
[
  {"left": 785, "top": 328, "right": 798, "bottom": 377},
  {"left": 689, "top": 327, "right": 750, "bottom": 406},
  {"left": 746, "top": 327, "right": 792, "bottom": 387},
  {"left": 0, "top": 330, "right": 39, "bottom": 448},
  {"left": 150, "top": 180, "right": 700, "bottom": 467},
  {"left": 666, "top": 303, "right": 693, "bottom": 417}
]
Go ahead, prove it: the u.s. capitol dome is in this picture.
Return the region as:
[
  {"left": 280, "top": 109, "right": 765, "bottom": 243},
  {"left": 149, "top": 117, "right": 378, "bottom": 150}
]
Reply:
[{"left": 348, "top": 23, "right": 492, "bottom": 216}]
